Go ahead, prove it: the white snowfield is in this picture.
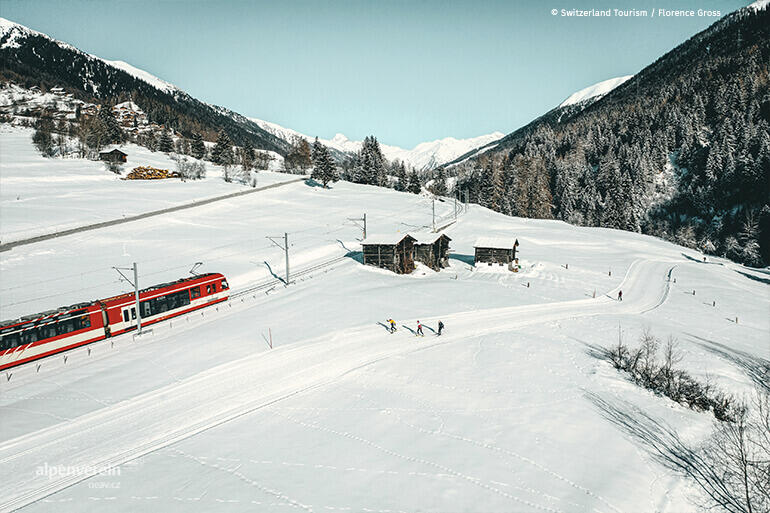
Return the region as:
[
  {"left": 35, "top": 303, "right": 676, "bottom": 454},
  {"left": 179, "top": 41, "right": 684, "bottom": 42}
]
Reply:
[
  {"left": 0, "top": 128, "right": 768, "bottom": 512},
  {"left": 558, "top": 76, "right": 633, "bottom": 108}
]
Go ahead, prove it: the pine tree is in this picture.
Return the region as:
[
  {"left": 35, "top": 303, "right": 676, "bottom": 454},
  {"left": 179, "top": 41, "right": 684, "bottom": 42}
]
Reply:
[
  {"left": 407, "top": 170, "right": 421, "bottom": 194},
  {"left": 430, "top": 167, "right": 448, "bottom": 196},
  {"left": 97, "top": 104, "right": 124, "bottom": 144},
  {"left": 311, "top": 141, "right": 339, "bottom": 188},
  {"left": 32, "top": 115, "right": 55, "bottom": 157},
  {"left": 394, "top": 161, "right": 407, "bottom": 192},
  {"left": 241, "top": 140, "right": 255, "bottom": 171},
  {"left": 191, "top": 132, "right": 206, "bottom": 160},
  {"left": 157, "top": 128, "right": 174, "bottom": 153},
  {"left": 211, "top": 130, "right": 234, "bottom": 166}
]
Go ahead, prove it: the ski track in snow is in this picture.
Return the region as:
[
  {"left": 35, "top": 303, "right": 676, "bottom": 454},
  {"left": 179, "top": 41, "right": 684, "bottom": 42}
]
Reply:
[{"left": 0, "top": 259, "right": 674, "bottom": 511}]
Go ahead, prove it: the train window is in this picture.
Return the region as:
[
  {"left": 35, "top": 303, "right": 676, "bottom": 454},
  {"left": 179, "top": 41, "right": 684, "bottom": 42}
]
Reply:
[
  {"left": 80, "top": 316, "right": 91, "bottom": 329},
  {"left": 41, "top": 324, "right": 57, "bottom": 339},
  {"left": 57, "top": 320, "right": 75, "bottom": 335},
  {"left": 132, "top": 307, "right": 138, "bottom": 320},
  {"left": 205, "top": 284, "right": 211, "bottom": 294},
  {"left": 1, "top": 331, "right": 20, "bottom": 350},
  {"left": 155, "top": 296, "right": 168, "bottom": 314},
  {"left": 221, "top": 279, "right": 229, "bottom": 290},
  {"left": 170, "top": 290, "right": 190, "bottom": 309},
  {"left": 21, "top": 329, "right": 39, "bottom": 345},
  {"left": 123, "top": 310, "right": 129, "bottom": 322},
  {"left": 190, "top": 286, "right": 201, "bottom": 299},
  {"left": 212, "top": 283, "right": 217, "bottom": 292}
]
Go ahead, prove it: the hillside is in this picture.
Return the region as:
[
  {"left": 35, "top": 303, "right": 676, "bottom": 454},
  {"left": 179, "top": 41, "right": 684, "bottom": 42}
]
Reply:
[
  {"left": 0, "top": 18, "right": 289, "bottom": 153},
  {"left": 0, "top": 126, "right": 767, "bottom": 512},
  {"left": 449, "top": 3, "right": 770, "bottom": 268}
]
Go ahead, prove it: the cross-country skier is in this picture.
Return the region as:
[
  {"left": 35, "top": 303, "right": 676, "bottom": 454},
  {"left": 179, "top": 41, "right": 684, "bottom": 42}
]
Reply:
[
  {"left": 388, "top": 319, "right": 397, "bottom": 333},
  {"left": 618, "top": 290, "right": 623, "bottom": 301},
  {"left": 416, "top": 321, "right": 424, "bottom": 337},
  {"left": 437, "top": 320, "right": 444, "bottom": 336}
]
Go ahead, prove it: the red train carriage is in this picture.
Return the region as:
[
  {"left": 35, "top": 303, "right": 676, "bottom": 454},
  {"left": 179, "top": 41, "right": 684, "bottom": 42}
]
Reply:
[
  {"left": 100, "top": 272, "right": 229, "bottom": 336},
  {"left": 0, "top": 272, "right": 229, "bottom": 372}
]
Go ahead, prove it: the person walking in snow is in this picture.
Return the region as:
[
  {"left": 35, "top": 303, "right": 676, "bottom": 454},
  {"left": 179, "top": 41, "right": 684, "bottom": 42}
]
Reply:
[
  {"left": 416, "top": 321, "right": 424, "bottom": 337},
  {"left": 618, "top": 290, "right": 623, "bottom": 301},
  {"left": 437, "top": 320, "right": 444, "bottom": 336},
  {"left": 388, "top": 319, "right": 397, "bottom": 333}
]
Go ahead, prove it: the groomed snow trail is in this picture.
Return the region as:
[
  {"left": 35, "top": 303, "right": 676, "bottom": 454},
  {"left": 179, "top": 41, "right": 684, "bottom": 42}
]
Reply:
[{"left": 0, "top": 259, "right": 674, "bottom": 512}]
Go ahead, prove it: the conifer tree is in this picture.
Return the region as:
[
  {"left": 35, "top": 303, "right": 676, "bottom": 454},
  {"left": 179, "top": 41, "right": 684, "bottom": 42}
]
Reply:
[
  {"left": 394, "top": 161, "right": 407, "bottom": 192},
  {"left": 191, "top": 132, "right": 206, "bottom": 160},
  {"left": 211, "top": 130, "right": 234, "bottom": 165},
  {"left": 407, "top": 170, "right": 422, "bottom": 194},
  {"left": 158, "top": 128, "right": 174, "bottom": 153}
]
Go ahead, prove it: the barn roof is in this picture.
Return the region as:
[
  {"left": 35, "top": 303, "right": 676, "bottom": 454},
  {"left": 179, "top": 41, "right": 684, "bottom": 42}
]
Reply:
[
  {"left": 100, "top": 148, "right": 127, "bottom": 156},
  {"left": 361, "top": 234, "right": 415, "bottom": 245},
  {"left": 474, "top": 237, "right": 518, "bottom": 249},
  {"left": 410, "top": 232, "right": 452, "bottom": 245}
]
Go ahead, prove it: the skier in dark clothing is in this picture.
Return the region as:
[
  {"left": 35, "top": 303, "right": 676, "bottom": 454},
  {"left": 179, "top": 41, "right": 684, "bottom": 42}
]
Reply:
[
  {"left": 416, "top": 321, "right": 424, "bottom": 337},
  {"left": 437, "top": 320, "right": 444, "bottom": 336},
  {"left": 618, "top": 290, "right": 623, "bottom": 301}
]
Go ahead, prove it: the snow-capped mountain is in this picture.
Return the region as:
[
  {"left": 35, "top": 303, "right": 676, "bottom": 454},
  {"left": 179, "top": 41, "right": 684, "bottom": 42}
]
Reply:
[
  {"left": 558, "top": 76, "right": 633, "bottom": 108},
  {"left": 0, "top": 18, "right": 288, "bottom": 153},
  {"left": 250, "top": 117, "right": 503, "bottom": 170}
]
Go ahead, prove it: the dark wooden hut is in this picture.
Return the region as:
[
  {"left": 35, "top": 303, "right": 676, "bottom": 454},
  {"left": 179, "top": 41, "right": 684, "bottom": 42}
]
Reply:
[
  {"left": 412, "top": 233, "right": 452, "bottom": 270},
  {"left": 361, "top": 234, "right": 416, "bottom": 274},
  {"left": 99, "top": 149, "right": 127, "bottom": 163},
  {"left": 473, "top": 237, "right": 519, "bottom": 268}
]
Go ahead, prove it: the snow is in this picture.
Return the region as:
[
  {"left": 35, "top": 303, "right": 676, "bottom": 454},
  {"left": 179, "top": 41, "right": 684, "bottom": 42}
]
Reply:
[
  {"left": 746, "top": 0, "right": 769, "bottom": 11},
  {"left": 0, "top": 126, "right": 768, "bottom": 512},
  {"left": 250, "top": 117, "right": 503, "bottom": 170},
  {"left": 361, "top": 233, "right": 413, "bottom": 245},
  {"left": 559, "top": 76, "right": 634, "bottom": 108},
  {"left": 474, "top": 237, "right": 518, "bottom": 249},
  {"left": 99, "top": 60, "right": 177, "bottom": 93}
]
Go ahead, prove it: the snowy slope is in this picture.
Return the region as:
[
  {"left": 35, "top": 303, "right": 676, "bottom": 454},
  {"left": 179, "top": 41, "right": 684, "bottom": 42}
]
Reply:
[
  {"left": 0, "top": 127, "right": 767, "bottom": 512},
  {"left": 251, "top": 117, "right": 503, "bottom": 170},
  {"left": 0, "top": 19, "right": 172, "bottom": 94},
  {"left": 559, "top": 76, "right": 633, "bottom": 107}
]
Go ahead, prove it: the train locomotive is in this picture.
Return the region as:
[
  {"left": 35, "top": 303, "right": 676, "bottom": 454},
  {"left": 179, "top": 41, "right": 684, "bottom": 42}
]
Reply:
[{"left": 0, "top": 273, "right": 229, "bottom": 371}]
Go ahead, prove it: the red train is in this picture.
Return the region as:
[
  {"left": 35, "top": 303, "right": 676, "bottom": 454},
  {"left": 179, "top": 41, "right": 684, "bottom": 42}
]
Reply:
[{"left": 0, "top": 273, "right": 229, "bottom": 372}]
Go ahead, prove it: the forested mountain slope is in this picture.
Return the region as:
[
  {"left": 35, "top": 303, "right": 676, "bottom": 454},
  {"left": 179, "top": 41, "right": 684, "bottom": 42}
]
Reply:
[{"left": 453, "top": 3, "right": 770, "bottom": 266}]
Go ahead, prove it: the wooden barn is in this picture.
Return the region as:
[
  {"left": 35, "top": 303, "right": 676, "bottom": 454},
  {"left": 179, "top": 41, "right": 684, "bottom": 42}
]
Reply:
[
  {"left": 99, "top": 149, "right": 127, "bottom": 163},
  {"left": 412, "top": 233, "right": 452, "bottom": 270},
  {"left": 474, "top": 237, "right": 519, "bottom": 268},
  {"left": 361, "top": 234, "right": 416, "bottom": 274}
]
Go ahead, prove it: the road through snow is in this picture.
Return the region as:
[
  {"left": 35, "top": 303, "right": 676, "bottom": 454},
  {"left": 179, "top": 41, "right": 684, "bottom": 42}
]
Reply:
[{"left": 0, "top": 259, "right": 674, "bottom": 512}]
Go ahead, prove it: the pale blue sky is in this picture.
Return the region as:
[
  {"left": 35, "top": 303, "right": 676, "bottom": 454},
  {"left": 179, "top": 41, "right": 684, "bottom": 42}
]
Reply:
[{"left": 1, "top": 0, "right": 746, "bottom": 147}]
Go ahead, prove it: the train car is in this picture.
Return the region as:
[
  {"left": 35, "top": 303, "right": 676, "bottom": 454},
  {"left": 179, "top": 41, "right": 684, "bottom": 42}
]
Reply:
[
  {"left": 0, "top": 302, "right": 107, "bottom": 371},
  {"left": 100, "top": 272, "right": 229, "bottom": 336},
  {"left": 0, "top": 273, "right": 230, "bottom": 372}
]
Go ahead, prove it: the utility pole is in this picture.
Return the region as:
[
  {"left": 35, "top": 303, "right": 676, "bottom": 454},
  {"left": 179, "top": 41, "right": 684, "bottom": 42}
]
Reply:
[
  {"left": 266, "top": 233, "right": 290, "bottom": 285},
  {"left": 113, "top": 262, "right": 142, "bottom": 334},
  {"left": 464, "top": 189, "right": 469, "bottom": 211},
  {"left": 348, "top": 213, "right": 367, "bottom": 239},
  {"left": 432, "top": 199, "right": 436, "bottom": 232}
]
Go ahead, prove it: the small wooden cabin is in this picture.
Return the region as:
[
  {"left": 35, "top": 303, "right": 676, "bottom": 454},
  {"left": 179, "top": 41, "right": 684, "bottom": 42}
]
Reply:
[
  {"left": 361, "top": 234, "right": 416, "bottom": 274},
  {"left": 99, "top": 149, "right": 127, "bottom": 163},
  {"left": 412, "top": 233, "right": 452, "bottom": 270},
  {"left": 474, "top": 237, "right": 519, "bottom": 267}
]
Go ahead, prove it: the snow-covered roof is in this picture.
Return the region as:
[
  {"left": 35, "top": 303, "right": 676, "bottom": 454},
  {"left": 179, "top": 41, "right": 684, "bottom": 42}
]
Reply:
[
  {"left": 361, "top": 234, "right": 414, "bottom": 245},
  {"left": 474, "top": 237, "right": 518, "bottom": 249},
  {"left": 410, "top": 232, "right": 451, "bottom": 245}
]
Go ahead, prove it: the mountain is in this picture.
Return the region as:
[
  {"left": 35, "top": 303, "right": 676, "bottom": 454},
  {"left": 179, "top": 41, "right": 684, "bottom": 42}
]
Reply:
[
  {"left": 446, "top": 76, "right": 633, "bottom": 168},
  {"left": 450, "top": 2, "right": 770, "bottom": 267},
  {"left": 250, "top": 116, "right": 503, "bottom": 170},
  {"left": 0, "top": 18, "right": 289, "bottom": 153},
  {"left": 558, "top": 76, "right": 633, "bottom": 108}
]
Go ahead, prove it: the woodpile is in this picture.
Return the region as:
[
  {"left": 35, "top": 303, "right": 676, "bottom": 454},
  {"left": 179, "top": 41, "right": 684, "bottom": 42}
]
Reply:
[{"left": 123, "top": 166, "right": 180, "bottom": 180}]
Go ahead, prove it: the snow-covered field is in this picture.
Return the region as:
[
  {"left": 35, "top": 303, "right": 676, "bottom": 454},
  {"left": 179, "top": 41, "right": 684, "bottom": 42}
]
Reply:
[
  {"left": 0, "top": 127, "right": 768, "bottom": 512},
  {"left": 0, "top": 127, "right": 289, "bottom": 243}
]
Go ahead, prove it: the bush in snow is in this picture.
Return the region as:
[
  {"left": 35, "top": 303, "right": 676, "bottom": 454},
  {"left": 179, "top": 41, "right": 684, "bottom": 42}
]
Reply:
[
  {"left": 605, "top": 328, "right": 740, "bottom": 422},
  {"left": 175, "top": 156, "right": 206, "bottom": 181}
]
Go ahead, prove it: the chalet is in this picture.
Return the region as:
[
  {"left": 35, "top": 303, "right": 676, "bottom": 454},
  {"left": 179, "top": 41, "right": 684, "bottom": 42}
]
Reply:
[
  {"left": 99, "top": 149, "right": 127, "bottom": 163},
  {"left": 412, "top": 233, "right": 452, "bottom": 270},
  {"left": 474, "top": 237, "right": 519, "bottom": 269},
  {"left": 361, "top": 234, "right": 416, "bottom": 274}
]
